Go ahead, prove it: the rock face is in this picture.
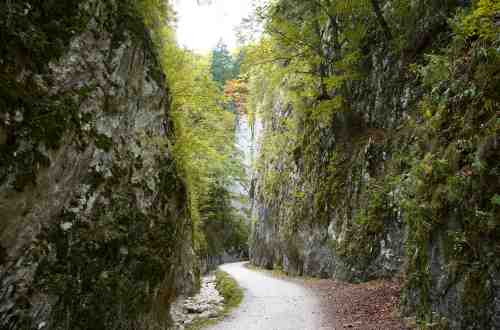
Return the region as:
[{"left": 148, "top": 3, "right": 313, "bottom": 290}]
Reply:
[
  {"left": 171, "top": 274, "right": 224, "bottom": 329},
  {"left": 250, "top": 50, "right": 408, "bottom": 281},
  {"left": 0, "top": 1, "right": 196, "bottom": 329},
  {"left": 250, "top": 1, "right": 500, "bottom": 328}
]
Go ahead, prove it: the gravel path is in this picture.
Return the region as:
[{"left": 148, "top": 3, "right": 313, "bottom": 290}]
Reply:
[{"left": 206, "top": 262, "right": 326, "bottom": 330}]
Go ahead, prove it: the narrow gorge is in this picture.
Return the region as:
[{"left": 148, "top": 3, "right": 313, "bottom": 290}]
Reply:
[{"left": 1, "top": 1, "right": 499, "bottom": 330}]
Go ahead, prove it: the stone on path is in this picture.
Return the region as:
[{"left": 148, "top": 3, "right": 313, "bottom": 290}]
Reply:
[{"left": 171, "top": 274, "right": 225, "bottom": 329}]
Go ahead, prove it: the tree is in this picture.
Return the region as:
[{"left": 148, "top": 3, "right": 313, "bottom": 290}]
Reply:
[
  {"left": 231, "top": 48, "right": 246, "bottom": 78},
  {"left": 224, "top": 77, "right": 249, "bottom": 114},
  {"left": 210, "top": 39, "right": 235, "bottom": 88},
  {"left": 200, "top": 179, "right": 249, "bottom": 257}
]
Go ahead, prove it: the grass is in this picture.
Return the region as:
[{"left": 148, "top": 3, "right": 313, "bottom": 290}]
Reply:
[
  {"left": 186, "top": 270, "right": 244, "bottom": 330},
  {"left": 215, "top": 269, "right": 244, "bottom": 312}
]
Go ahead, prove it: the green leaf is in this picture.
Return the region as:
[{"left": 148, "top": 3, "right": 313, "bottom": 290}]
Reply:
[{"left": 491, "top": 194, "right": 500, "bottom": 207}]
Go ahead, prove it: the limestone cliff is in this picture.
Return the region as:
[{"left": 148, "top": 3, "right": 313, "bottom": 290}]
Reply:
[
  {"left": 250, "top": 0, "right": 500, "bottom": 328},
  {"left": 0, "top": 1, "right": 196, "bottom": 329}
]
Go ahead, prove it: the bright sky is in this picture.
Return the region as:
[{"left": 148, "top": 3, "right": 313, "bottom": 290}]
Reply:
[{"left": 174, "top": 0, "right": 254, "bottom": 53}]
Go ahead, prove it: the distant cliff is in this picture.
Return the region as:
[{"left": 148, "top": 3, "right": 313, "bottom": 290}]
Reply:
[{"left": 0, "top": 1, "right": 196, "bottom": 329}]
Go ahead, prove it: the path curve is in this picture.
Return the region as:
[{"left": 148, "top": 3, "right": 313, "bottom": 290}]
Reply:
[{"left": 207, "top": 262, "right": 325, "bottom": 330}]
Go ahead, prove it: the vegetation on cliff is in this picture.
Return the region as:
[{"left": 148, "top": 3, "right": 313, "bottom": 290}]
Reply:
[
  {"left": 2, "top": 0, "right": 498, "bottom": 328},
  {"left": 146, "top": 8, "right": 250, "bottom": 261},
  {"left": 246, "top": 0, "right": 499, "bottom": 328},
  {"left": 1, "top": 0, "right": 249, "bottom": 329}
]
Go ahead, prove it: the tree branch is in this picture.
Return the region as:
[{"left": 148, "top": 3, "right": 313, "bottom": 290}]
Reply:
[{"left": 370, "top": 0, "right": 392, "bottom": 40}]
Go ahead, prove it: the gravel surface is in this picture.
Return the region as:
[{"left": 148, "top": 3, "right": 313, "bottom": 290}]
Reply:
[
  {"left": 206, "top": 262, "right": 324, "bottom": 330},
  {"left": 206, "top": 262, "right": 409, "bottom": 330}
]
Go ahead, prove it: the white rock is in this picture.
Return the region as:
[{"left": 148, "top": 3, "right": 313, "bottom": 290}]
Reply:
[
  {"left": 60, "top": 222, "right": 73, "bottom": 231},
  {"left": 170, "top": 273, "right": 226, "bottom": 329}
]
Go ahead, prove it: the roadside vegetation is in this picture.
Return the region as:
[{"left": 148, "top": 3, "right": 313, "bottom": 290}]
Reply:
[
  {"left": 140, "top": 0, "right": 251, "bottom": 270},
  {"left": 187, "top": 270, "right": 244, "bottom": 330},
  {"left": 215, "top": 270, "right": 245, "bottom": 312}
]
